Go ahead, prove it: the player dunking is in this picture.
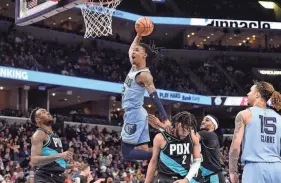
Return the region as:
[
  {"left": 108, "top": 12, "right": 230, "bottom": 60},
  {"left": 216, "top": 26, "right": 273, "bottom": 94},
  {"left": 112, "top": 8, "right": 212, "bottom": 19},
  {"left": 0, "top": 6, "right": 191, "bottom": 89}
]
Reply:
[
  {"left": 229, "top": 81, "right": 281, "bottom": 183},
  {"left": 145, "top": 112, "right": 201, "bottom": 183},
  {"left": 30, "top": 108, "right": 73, "bottom": 183},
  {"left": 121, "top": 33, "right": 170, "bottom": 161}
]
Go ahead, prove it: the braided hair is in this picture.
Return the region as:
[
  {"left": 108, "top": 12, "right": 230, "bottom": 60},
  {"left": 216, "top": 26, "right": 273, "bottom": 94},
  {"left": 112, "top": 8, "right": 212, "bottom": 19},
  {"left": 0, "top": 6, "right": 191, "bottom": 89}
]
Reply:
[
  {"left": 138, "top": 43, "right": 163, "bottom": 66},
  {"left": 255, "top": 81, "right": 281, "bottom": 111},
  {"left": 171, "top": 111, "right": 198, "bottom": 133},
  {"left": 30, "top": 107, "right": 40, "bottom": 125}
]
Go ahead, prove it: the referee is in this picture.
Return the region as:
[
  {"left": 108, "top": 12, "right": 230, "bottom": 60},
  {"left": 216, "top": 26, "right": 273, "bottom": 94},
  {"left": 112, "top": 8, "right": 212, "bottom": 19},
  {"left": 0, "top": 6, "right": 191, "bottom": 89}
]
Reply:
[{"left": 190, "top": 115, "right": 225, "bottom": 183}]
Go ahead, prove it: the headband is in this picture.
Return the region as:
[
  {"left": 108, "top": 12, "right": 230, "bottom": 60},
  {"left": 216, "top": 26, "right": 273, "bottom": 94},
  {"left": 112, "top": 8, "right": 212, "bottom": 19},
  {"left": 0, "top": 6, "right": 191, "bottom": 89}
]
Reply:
[{"left": 205, "top": 115, "right": 218, "bottom": 130}]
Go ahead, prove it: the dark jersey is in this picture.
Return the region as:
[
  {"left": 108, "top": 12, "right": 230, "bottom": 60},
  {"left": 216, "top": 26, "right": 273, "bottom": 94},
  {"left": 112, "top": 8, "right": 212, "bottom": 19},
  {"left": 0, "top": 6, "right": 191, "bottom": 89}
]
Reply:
[
  {"left": 157, "top": 131, "right": 193, "bottom": 178},
  {"left": 36, "top": 128, "right": 66, "bottom": 174},
  {"left": 199, "top": 130, "right": 221, "bottom": 172}
]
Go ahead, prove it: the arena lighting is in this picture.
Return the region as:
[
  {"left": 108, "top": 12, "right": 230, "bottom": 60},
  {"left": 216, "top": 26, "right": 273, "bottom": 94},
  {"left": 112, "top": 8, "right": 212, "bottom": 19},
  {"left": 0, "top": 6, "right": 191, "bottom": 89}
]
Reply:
[
  {"left": 258, "top": 69, "right": 281, "bottom": 75},
  {"left": 52, "top": 93, "right": 56, "bottom": 96},
  {"left": 0, "top": 86, "right": 3, "bottom": 90},
  {"left": 147, "top": 104, "right": 152, "bottom": 108},
  {"left": 259, "top": 1, "right": 275, "bottom": 9}
]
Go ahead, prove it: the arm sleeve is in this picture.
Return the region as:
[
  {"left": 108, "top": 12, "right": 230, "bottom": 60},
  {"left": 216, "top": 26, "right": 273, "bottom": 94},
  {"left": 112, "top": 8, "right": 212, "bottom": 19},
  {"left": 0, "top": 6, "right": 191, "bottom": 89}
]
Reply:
[{"left": 185, "top": 158, "right": 201, "bottom": 181}]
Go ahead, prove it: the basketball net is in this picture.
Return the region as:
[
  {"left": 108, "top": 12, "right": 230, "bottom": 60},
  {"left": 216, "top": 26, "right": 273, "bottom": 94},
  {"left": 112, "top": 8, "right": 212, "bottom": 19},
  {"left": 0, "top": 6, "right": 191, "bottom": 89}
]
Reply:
[{"left": 80, "top": 0, "right": 122, "bottom": 38}]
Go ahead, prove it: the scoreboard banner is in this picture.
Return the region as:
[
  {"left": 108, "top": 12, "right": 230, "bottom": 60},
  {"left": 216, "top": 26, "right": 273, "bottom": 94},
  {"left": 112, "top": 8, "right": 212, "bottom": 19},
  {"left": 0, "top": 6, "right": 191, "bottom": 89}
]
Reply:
[
  {"left": 87, "top": 7, "right": 281, "bottom": 30},
  {"left": 212, "top": 96, "right": 248, "bottom": 106}
]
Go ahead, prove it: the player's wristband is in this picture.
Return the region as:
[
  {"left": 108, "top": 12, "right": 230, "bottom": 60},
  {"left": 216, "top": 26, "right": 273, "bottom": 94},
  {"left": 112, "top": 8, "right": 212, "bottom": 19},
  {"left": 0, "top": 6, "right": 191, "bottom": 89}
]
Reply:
[
  {"left": 185, "top": 158, "right": 201, "bottom": 181},
  {"left": 149, "top": 91, "right": 168, "bottom": 121}
]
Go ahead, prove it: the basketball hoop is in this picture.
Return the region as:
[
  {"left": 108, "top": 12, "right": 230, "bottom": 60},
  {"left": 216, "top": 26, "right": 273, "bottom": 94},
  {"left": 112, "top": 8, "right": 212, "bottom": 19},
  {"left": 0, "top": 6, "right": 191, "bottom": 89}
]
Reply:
[{"left": 80, "top": 0, "right": 122, "bottom": 38}]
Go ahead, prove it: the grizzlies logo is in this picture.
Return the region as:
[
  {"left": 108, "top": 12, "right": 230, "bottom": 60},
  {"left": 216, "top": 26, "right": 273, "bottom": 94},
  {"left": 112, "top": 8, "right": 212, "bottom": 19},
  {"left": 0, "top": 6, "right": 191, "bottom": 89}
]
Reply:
[{"left": 124, "top": 123, "right": 137, "bottom": 135}]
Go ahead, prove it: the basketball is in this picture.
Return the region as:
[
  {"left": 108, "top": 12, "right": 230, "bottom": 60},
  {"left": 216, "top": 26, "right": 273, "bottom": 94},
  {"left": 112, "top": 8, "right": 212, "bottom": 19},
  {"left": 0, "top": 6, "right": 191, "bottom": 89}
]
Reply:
[{"left": 135, "top": 17, "right": 154, "bottom": 36}]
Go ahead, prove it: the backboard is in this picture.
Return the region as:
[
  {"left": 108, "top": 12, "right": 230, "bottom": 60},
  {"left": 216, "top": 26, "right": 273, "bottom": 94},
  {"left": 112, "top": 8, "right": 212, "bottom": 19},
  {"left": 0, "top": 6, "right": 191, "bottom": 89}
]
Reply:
[{"left": 15, "top": 0, "right": 84, "bottom": 26}]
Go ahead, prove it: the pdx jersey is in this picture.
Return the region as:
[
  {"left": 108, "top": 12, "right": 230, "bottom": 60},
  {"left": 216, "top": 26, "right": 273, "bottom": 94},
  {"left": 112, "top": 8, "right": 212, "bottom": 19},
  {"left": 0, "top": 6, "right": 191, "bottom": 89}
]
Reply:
[
  {"left": 158, "top": 131, "right": 193, "bottom": 178},
  {"left": 36, "top": 128, "right": 66, "bottom": 173},
  {"left": 122, "top": 67, "right": 150, "bottom": 110},
  {"left": 241, "top": 107, "right": 281, "bottom": 164}
]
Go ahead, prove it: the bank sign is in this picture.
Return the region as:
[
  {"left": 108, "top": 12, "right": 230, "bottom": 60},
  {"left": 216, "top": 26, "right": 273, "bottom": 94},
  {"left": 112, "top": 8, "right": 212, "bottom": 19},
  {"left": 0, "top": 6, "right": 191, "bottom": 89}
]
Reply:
[{"left": 0, "top": 66, "right": 211, "bottom": 105}]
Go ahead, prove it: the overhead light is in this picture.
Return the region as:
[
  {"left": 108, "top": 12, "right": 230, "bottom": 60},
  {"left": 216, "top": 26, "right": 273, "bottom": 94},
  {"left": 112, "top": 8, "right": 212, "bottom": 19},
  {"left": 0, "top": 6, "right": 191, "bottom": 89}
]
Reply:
[
  {"left": 64, "top": 98, "right": 67, "bottom": 101},
  {"left": 0, "top": 86, "right": 3, "bottom": 90},
  {"left": 270, "top": 39, "right": 273, "bottom": 41},
  {"left": 234, "top": 34, "right": 237, "bottom": 36},
  {"left": 197, "top": 45, "right": 200, "bottom": 47},
  {"left": 211, "top": 33, "right": 214, "bottom": 36},
  {"left": 259, "top": 1, "right": 275, "bottom": 9},
  {"left": 203, "top": 39, "right": 206, "bottom": 41},
  {"left": 6, "top": 4, "right": 9, "bottom": 6},
  {"left": 117, "top": 108, "right": 120, "bottom": 111},
  {"left": 247, "top": 37, "right": 250, "bottom": 40},
  {"left": 77, "top": 96, "right": 80, "bottom": 98},
  {"left": 229, "top": 37, "right": 232, "bottom": 39},
  {"left": 68, "top": 17, "right": 72, "bottom": 20},
  {"left": 243, "top": 40, "right": 246, "bottom": 43},
  {"left": 191, "top": 32, "right": 195, "bottom": 35},
  {"left": 165, "top": 33, "right": 168, "bottom": 35},
  {"left": 207, "top": 36, "right": 210, "bottom": 39},
  {"left": 148, "top": 104, "right": 152, "bottom": 108},
  {"left": 252, "top": 35, "right": 256, "bottom": 38},
  {"left": 187, "top": 35, "right": 190, "bottom": 38},
  {"left": 53, "top": 23, "right": 56, "bottom": 25},
  {"left": 52, "top": 93, "right": 56, "bottom": 96},
  {"left": 238, "top": 43, "right": 242, "bottom": 46},
  {"left": 200, "top": 42, "right": 203, "bottom": 44}
]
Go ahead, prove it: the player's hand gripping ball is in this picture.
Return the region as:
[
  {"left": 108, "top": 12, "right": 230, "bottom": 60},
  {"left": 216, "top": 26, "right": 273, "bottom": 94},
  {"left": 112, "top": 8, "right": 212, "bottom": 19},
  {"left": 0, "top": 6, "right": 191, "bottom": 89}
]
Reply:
[{"left": 135, "top": 17, "right": 154, "bottom": 36}]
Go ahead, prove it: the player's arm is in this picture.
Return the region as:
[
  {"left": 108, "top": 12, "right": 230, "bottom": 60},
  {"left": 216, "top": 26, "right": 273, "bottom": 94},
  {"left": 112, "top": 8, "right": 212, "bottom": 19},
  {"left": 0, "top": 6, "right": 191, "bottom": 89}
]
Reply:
[
  {"left": 31, "top": 130, "right": 71, "bottom": 166},
  {"left": 229, "top": 111, "right": 246, "bottom": 175},
  {"left": 138, "top": 72, "right": 169, "bottom": 124},
  {"left": 186, "top": 131, "right": 201, "bottom": 181},
  {"left": 129, "top": 34, "right": 142, "bottom": 64},
  {"left": 144, "top": 133, "right": 163, "bottom": 183}
]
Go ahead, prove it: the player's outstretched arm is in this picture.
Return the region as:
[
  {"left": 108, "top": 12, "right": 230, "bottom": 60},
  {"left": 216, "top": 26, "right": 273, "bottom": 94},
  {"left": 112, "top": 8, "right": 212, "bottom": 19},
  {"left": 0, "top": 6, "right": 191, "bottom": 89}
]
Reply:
[
  {"left": 31, "top": 130, "right": 73, "bottom": 166},
  {"left": 128, "top": 34, "right": 142, "bottom": 64},
  {"left": 144, "top": 134, "right": 163, "bottom": 183},
  {"left": 138, "top": 72, "right": 170, "bottom": 126},
  {"left": 229, "top": 111, "right": 246, "bottom": 183}
]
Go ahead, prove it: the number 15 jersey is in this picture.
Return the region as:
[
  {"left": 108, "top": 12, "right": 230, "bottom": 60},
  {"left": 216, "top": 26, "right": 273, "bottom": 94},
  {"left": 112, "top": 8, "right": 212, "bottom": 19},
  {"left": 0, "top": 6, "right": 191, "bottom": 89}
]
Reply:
[
  {"left": 158, "top": 131, "right": 194, "bottom": 178},
  {"left": 241, "top": 107, "right": 281, "bottom": 164}
]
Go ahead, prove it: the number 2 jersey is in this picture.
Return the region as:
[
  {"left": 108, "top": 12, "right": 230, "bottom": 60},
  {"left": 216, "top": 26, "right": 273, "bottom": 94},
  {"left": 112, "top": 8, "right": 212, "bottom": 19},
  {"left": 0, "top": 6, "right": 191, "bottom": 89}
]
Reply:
[
  {"left": 241, "top": 107, "right": 281, "bottom": 164},
  {"left": 157, "top": 131, "right": 194, "bottom": 178},
  {"left": 36, "top": 128, "right": 66, "bottom": 174}
]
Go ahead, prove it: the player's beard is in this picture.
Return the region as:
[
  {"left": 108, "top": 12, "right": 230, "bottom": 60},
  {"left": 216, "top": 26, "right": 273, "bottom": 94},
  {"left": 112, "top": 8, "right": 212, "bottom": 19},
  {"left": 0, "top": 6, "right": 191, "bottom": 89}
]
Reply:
[
  {"left": 200, "top": 127, "right": 209, "bottom": 131},
  {"left": 43, "top": 119, "right": 54, "bottom": 126}
]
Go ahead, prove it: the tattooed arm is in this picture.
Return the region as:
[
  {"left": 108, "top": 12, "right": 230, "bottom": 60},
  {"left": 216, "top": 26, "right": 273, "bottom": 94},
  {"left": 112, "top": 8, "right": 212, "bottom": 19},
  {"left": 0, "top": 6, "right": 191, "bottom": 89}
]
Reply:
[
  {"left": 138, "top": 71, "right": 156, "bottom": 94},
  {"left": 137, "top": 72, "right": 170, "bottom": 124},
  {"left": 31, "top": 130, "right": 73, "bottom": 166},
  {"left": 229, "top": 111, "right": 246, "bottom": 182}
]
